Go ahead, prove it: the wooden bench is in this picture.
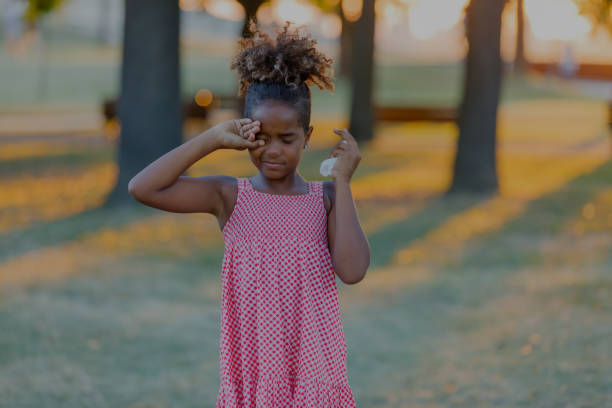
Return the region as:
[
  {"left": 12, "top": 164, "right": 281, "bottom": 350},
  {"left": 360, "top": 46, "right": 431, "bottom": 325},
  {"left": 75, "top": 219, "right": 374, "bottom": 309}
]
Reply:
[
  {"left": 102, "top": 93, "right": 240, "bottom": 122},
  {"left": 375, "top": 106, "right": 458, "bottom": 123}
]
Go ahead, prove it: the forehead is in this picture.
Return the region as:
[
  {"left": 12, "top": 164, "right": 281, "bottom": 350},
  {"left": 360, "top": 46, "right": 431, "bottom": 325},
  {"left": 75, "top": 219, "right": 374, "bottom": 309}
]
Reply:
[{"left": 251, "top": 100, "right": 301, "bottom": 131}]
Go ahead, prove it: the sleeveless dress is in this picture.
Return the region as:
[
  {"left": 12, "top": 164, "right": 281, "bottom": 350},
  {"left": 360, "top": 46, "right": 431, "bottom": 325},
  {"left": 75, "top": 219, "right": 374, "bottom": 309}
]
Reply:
[{"left": 216, "top": 177, "right": 357, "bottom": 407}]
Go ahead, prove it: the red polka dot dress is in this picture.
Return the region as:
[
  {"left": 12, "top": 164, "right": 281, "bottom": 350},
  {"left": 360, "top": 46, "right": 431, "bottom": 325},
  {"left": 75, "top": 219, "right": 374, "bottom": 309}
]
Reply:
[{"left": 216, "top": 177, "right": 357, "bottom": 407}]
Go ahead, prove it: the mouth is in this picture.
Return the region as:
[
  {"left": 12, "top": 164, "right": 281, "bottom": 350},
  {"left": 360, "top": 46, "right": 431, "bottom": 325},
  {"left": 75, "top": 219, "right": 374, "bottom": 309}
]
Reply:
[{"left": 263, "top": 161, "right": 284, "bottom": 168}]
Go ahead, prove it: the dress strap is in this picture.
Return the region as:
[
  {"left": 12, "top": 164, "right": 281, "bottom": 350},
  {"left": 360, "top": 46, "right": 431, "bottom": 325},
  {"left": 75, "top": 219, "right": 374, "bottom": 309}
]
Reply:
[
  {"left": 309, "top": 180, "right": 323, "bottom": 198},
  {"left": 238, "top": 177, "right": 247, "bottom": 192}
]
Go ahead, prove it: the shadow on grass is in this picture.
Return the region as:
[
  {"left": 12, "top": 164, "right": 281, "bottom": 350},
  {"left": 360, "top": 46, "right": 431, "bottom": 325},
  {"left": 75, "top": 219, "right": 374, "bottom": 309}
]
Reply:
[
  {"left": 347, "top": 160, "right": 612, "bottom": 407},
  {"left": 368, "top": 192, "right": 492, "bottom": 269},
  {"left": 0, "top": 203, "right": 159, "bottom": 263},
  {"left": 455, "top": 159, "right": 612, "bottom": 272},
  {"left": 0, "top": 150, "right": 112, "bottom": 177}
]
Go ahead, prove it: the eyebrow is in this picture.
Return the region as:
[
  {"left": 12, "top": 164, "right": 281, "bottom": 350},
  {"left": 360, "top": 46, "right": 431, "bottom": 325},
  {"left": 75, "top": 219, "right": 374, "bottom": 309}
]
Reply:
[{"left": 259, "top": 132, "right": 295, "bottom": 137}]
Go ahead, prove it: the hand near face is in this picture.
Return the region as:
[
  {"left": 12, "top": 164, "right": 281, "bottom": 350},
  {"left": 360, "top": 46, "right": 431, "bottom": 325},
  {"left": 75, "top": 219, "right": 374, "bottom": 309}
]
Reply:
[
  {"left": 213, "top": 118, "right": 264, "bottom": 150},
  {"left": 328, "top": 128, "right": 362, "bottom": 182}
]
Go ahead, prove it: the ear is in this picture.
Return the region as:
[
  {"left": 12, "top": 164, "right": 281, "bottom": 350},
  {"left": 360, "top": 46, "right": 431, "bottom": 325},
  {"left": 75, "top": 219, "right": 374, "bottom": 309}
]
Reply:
[{"left": 304, "top": 126, "right": 313, "bottom": 148}]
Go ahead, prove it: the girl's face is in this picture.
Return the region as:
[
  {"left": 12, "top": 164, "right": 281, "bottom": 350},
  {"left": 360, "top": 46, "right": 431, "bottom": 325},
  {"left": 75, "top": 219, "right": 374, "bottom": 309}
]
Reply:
[{"left": 248, "top": 100, "right": 313, "bottom": 179}]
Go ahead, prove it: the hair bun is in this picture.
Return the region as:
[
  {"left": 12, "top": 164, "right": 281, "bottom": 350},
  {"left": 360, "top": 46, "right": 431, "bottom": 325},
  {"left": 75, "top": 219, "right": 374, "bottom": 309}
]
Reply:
[{"left": 230, "top": 20, "right": 335, "bottom": 95}]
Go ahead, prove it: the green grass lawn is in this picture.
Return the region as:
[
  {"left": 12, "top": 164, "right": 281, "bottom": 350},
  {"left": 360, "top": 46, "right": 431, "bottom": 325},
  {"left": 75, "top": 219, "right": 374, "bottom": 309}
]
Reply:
[
  {"left": 1, "top": 33, "right": 611, "bottom": 407},
  {"left": 1, "top": 98, "right": 611, "bottom": 406}
]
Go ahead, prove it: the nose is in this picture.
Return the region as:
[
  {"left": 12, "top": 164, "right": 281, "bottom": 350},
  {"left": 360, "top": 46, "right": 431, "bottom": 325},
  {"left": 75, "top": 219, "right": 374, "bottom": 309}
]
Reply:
[{"left": 264, "top": 139, "right": 282, "bottom": 157}]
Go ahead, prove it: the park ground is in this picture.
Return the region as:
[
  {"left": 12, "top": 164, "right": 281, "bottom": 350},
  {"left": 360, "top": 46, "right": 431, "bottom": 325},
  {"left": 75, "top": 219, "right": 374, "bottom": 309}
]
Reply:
[{"left": 1, "top": 35, "right": 611, "bottom": 407}]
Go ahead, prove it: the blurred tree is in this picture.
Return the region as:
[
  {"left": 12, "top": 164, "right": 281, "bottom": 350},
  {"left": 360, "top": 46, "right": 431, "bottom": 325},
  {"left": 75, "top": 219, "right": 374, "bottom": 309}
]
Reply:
[
  {"left": 22, "top": 0, "right": 65, "bottom": 101},
  {"left": 348, "top": 0, "right": 375, "bottom": 143},
  {"left": 105, "top": 0, "right": 182, "bottom": 207},
  {"left": 514, "top": 0, "right": 527, "bottom": 72},
  {"left": 339, "top": 10, "right": 356, "bottom": 79},
  {"left": 448, "top": 0, "right": 509, "bottom": 194},
  {"left": 311, "top": 0, "right": 356, "bottom": 79},
  {"left": 236, "top": 0, "right": 268, "bottom": 37},
  {"left": 23, "top": 0, "right": 63, "bottom": 23},
  {"left": 575, "top": 0, "right": 612, "bottom": 36}
]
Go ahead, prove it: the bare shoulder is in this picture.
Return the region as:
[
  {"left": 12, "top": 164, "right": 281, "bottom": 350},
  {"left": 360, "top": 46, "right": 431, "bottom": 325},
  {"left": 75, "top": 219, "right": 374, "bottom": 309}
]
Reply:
[
  {"left": 215, "top": 175, "right": 238, "bottom": 202},
  {"left": 322, "top": 180, "right": 335, "bottom": 215}
]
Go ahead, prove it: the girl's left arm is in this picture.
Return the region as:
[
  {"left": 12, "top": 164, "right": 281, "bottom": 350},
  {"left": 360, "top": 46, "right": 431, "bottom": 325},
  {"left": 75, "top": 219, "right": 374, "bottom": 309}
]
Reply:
[{"left": 327, "top": 128, "right": 371, "bottom": 285}]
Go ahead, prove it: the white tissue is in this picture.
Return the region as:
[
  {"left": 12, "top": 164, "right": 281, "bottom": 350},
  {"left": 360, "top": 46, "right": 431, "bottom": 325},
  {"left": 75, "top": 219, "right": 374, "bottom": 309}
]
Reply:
[{"left": 319, "top": 157, "right": 338, "bottom": 177}]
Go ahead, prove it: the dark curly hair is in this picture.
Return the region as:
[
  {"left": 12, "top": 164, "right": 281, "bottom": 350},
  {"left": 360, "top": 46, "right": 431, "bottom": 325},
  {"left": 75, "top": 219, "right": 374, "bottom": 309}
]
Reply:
[{"left": 230, "top": 20, "right": 335, "bottom": 133}]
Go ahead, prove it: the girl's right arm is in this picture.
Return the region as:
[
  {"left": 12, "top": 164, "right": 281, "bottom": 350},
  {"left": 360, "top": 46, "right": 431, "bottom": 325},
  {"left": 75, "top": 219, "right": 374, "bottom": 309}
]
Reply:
[{"left": 127, "top": 118, "right": 262, "bottom": 215}]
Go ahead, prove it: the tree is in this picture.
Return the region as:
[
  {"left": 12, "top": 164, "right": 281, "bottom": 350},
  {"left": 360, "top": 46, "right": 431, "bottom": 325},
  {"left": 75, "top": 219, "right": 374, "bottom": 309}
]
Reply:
[
  {"left": 104, "top": 0, "right": 182, "bottom": 207},
  {"left": 515, "top": 0, "right": 527, "bottom": 72},
  {"left": 348, "top": 0, "right": 375, "bottom": 143},
  {"left": 575, "top": 0, "right": 612, "bottom": 36},
  {"left": 310, "top": 0, "right": 357, "bottom": 79},
  {"left": 339, "top": 9, "right": 357, "bottom": 79},
  {"left": 236, "top": 0, "right": 268, "bottom": 37},
  {"left": 24, "top": 0, "right": 64, "bottom": 22},
  {"left": 448, "top": 0, "right": 509, "bottom": 194},
  {"left": 22, "top": 0, "right": 65, "bottom": 101}
]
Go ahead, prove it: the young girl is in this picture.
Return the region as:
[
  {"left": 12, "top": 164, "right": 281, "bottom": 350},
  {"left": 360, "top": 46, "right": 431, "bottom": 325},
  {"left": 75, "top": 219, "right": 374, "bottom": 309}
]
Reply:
[{"left": 128, "top": 22, "right": 370, "bottom": 407}]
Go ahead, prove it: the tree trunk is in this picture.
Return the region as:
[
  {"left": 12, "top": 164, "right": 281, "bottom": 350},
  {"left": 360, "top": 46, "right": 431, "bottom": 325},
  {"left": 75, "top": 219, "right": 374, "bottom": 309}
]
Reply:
[
  {"left": 239, "top": 0, "right": 264, "bottom": 38},
  {"left": 236, "top": 0, "right": 266, "bottom": 116},
  {"left": 104, "top": 0, "right": 182, "bottom": 207},
  {"left": 448, "top": 0, "right": 507, "bottom": 194},
  {"left": 348, "top": 0, "right": 375, "bottom": 143},
  {"left": 514, "top": 0, "right": 527, "bottom": 72},
  {"left": 339, "top": 9, "right": 355, "bottom": 79}
]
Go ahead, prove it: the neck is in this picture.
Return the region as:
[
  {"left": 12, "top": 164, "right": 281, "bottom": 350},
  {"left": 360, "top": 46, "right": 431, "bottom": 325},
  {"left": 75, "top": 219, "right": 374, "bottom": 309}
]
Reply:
[{"left": 253, "top": 172, "right": 306, "bottom": 193}]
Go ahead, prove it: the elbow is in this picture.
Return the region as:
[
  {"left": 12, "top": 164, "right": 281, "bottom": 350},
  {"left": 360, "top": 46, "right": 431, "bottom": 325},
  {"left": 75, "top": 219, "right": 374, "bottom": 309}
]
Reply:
[
  {"left": 342, "top": 269, "right": 367, "bottom": 285},
  {"left": 340, "top": 260, "right": 369, "bottom": 285},
  {"left": 128, "top": 181, "right": 145, "bottom": 204},
  {"left": 332, "top": 245, "right": 370, "bottom": 285},
  {"left": 127, "top": 178, "right": 145, "bottom": 201},
  {"left": 343, "top": 274, "right": 364, "bottom": 285},
  {"left": 127, "top": 179, "right": 138, "bottom": 197}
]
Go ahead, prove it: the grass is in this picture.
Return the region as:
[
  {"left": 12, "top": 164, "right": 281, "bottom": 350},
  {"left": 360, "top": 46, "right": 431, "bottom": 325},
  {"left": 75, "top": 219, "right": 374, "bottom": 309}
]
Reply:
[
  {"left": 1, "top": 99, "right": 611, "bottom": 406},
  {"left": 1, "top": 33, "right": 611, "bottom": 407}
]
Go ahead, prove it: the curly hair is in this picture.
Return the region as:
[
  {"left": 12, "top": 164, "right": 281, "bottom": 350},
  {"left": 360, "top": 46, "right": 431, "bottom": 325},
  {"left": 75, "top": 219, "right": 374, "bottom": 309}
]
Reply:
[{"left": 230, "top": 20, "right": 335, "bottom": 132}]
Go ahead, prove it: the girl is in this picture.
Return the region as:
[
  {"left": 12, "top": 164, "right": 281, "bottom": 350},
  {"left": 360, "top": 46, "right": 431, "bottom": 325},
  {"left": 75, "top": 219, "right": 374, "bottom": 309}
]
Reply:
[{"left": 128, "top": 21, "right": 370, "bottom": 407}]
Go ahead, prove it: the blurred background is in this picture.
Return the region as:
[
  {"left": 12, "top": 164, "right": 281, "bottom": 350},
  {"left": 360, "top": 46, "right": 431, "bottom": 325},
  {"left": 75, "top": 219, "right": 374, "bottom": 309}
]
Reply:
[{"left": 1, "top": 0, "right": 611, "bottom": 406}]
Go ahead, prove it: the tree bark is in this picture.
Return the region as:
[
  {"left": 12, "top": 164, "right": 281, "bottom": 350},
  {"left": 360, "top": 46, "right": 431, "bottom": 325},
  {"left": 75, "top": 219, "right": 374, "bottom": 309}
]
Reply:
[
  {"left": 238, "top": 0, "right": 265, "bottom": 38},
  {"left": 448, "top": 0, "right": 507, "bottom": 194},
  {"left": 339, "top": 8, "right": 355, "bottom": 79},
  {"left": 348, "top": 0, "right": 375, "bottom": 143},
  {"left": 514, "top": 0, "right": 527, "bottom": 72},
  {"left": 104, "top": 0, "right": 182, "bottom": 207}
]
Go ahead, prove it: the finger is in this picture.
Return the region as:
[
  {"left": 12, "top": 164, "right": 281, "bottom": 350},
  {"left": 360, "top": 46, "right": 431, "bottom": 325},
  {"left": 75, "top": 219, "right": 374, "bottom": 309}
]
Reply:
[
  {"left": 333, "top": 127, "right": 356, "bottom": 144},
  {"left": 238, "top": 122, "right": 250, "bottom": 138},
  {"left": 242, "top": 121, "right": 259, "bottom": 132},
  {"left": 241, "top": 123, "right": 260, "bottom": 139},
  {"left": 244, "top": 125, "right": 260, "bottom": 140},
  {"left": 336, "top": 141, "right": 349, "bottom": 149},
  {"left": 246, "top": 139, "right": 265, "bottom": 149},
  {"left": 328, "top": 149, "right": 342, "bottom": 158},
  {"left": 239, "top": 118, "right": 253, "bottom": 125}
]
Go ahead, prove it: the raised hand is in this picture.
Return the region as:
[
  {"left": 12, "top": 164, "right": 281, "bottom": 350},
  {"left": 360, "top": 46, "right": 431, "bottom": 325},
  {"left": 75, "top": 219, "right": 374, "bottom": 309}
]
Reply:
[
  {"left": 213, "top": 118, "right": 264, "bottom": 151},
  {"left": 328, "top": 128, "right": 362, "bottom": 182}
]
